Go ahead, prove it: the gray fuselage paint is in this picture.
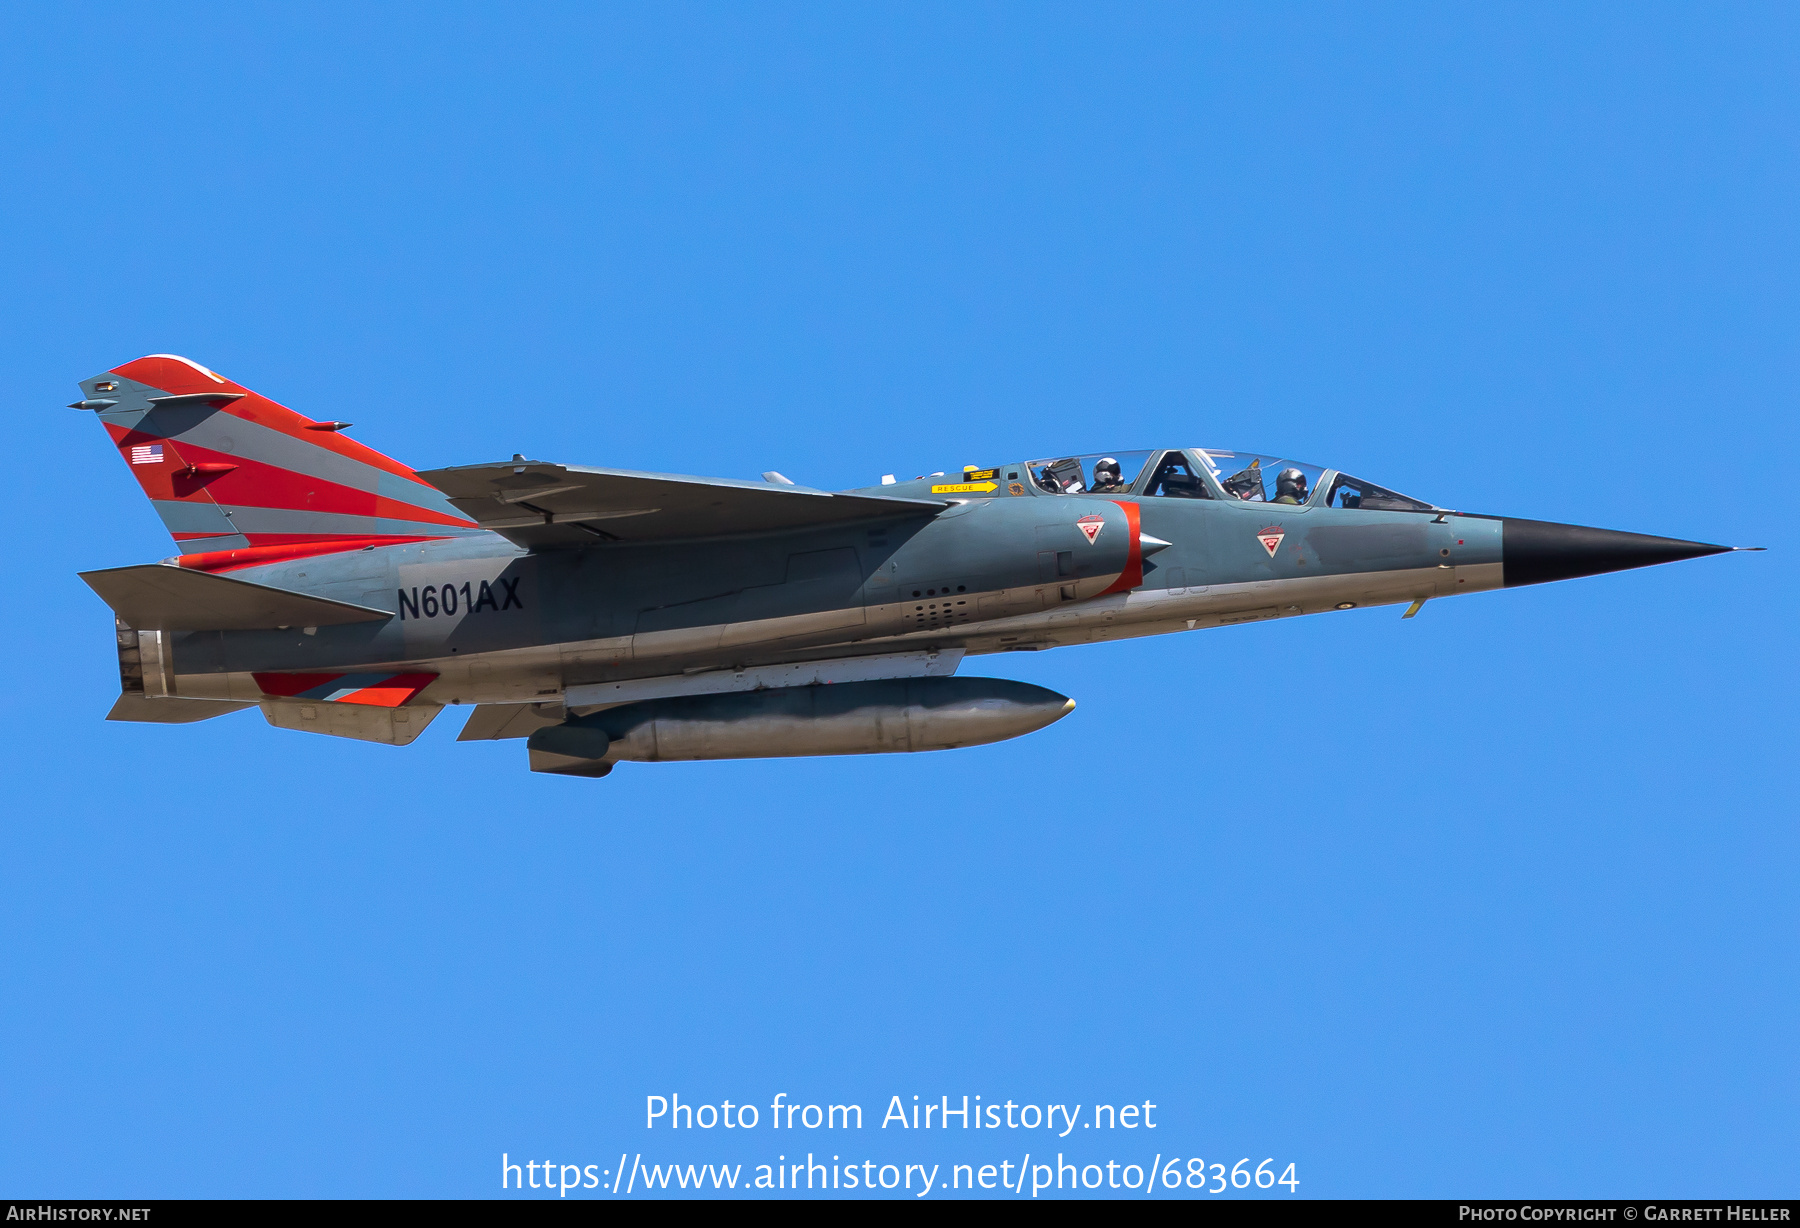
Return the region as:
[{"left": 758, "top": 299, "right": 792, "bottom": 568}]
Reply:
[{"left": 158, "top": 485, "right": 1504, "bottom": 704}]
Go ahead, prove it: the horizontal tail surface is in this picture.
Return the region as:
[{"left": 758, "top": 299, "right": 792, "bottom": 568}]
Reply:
[
  {"left": 76, "top": 355, "right": 484, "bottom": 570},
  {"left": 79, "top": 563, "right": 395, "bottom": 631}
]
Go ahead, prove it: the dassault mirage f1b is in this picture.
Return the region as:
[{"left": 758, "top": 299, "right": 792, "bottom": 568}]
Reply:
[{"left": 75, "top": 355, "right": 1754, "bottom": 778}]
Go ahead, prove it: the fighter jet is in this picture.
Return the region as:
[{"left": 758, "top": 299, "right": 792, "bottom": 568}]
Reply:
[{"left": 73, "top": 355, "right": 1754, "bottom": 778}]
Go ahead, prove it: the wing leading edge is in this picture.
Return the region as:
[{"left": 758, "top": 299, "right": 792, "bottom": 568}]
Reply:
[{"left": 417, "top": 461, "right": 948, "bottom": 548}]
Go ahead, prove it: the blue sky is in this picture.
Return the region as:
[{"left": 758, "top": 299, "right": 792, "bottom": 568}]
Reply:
[{"left": 1, "top": 2, "right": 1793, "bottom": 1198}]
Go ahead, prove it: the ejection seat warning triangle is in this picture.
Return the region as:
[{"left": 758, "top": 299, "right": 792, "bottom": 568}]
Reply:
[
  {"left": 1076, "top": 515, "right": 1105, "bottom": 545},
  {"left": 1257, "top": 527, "right": 1285, "bottom": 557}
]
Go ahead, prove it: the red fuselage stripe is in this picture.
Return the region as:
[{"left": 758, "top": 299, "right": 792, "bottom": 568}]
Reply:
[{"left": 1098, "top": 500, "right": 1144, "bottom": 595}]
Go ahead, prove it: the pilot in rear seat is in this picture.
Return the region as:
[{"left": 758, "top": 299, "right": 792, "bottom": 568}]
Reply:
[
  {"left": 1089, "top": 458, "right": 1126, "bottom": 493},
  {"left": 1273, "top": 468, "right": 1309, "bottom": 505}
]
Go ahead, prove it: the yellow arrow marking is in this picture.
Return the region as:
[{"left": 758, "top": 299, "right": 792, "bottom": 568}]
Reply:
[{"left": 930, "top": 481, "right": 999, "bottom": 494}]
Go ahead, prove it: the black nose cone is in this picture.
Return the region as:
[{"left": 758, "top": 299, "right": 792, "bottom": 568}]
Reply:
[{"left": 1503, "top": 518, "right": 1731, "bottom": 587}]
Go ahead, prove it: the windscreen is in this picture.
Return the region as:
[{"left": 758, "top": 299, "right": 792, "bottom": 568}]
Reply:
[{"left": 1323, "top": 473, "right": 1436, "bottom": 512}]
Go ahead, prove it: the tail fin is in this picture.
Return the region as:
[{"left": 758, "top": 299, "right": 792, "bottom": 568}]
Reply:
[{"left": 75, "top": 355, "right": 482, "bottom": 571}]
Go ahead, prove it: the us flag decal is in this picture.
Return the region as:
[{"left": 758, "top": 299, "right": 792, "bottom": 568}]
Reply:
[{"left": 129, "top": 444, "right": 163, "bottom": 465}]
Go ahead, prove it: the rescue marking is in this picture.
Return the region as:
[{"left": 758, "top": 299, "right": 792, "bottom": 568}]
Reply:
[
  {"left": 1256, "top": 526, "right": 1285, "bottom": 557},
  {"left": 931, "top": 481, "right": 998, "bottom": 494},
  {"left": 129, "top": 444, "right": 164, "bottom": 465},
  {"left": 1075, "top": 514, "right": 1105, "bottom": 545},
  {"left": 397, "top": 577, "right": 523, "bottom": 620}
]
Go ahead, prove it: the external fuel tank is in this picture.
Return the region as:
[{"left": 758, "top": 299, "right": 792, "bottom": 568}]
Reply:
[{"left": 527, "top": 676, "right": 1075, "bottom": 776}]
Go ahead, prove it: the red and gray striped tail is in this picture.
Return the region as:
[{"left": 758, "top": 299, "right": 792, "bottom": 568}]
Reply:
[{"left": 77, "top": 354, "right": 486, "bottom": 573}]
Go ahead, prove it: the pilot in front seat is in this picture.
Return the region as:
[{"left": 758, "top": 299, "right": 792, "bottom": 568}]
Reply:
[
  {"left": 1089, "top": 458, "right": 1127, "bottom": 493},
  {"left": 1273, "top": 468, "right": 1309, "bottom": 505}
]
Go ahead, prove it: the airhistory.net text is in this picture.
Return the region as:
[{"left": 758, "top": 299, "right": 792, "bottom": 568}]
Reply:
[{"left": 646, "top": 1093, "right": 1158, "bottom": 1137}]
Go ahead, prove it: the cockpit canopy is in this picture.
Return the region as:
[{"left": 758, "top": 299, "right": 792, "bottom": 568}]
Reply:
[
  {"left": 1028, "top": 451, "right": 1154, "bottom": 494},
  {"left": 1023, "top": 447, "right": 1437, "bottom": 511},
  {"left": 1197, "top": 451, "right": 1324, "bottom": 505}
]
